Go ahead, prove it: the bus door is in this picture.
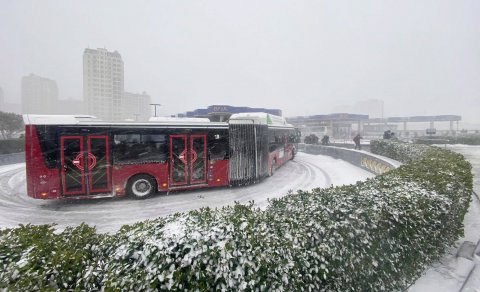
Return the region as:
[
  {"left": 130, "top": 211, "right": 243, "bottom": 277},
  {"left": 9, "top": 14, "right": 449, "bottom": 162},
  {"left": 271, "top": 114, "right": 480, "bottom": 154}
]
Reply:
[
  {"left": 170, "top": 134, "right": 207, "bottom": 187},
  {"left": 60, "top": 135, "right": 111, "bottom": 196}
]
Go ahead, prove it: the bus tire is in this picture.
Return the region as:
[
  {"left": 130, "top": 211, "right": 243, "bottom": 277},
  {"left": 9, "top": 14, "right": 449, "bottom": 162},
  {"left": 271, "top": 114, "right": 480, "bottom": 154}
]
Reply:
[{"left": 127, "top": 175, "right": 156, "bottom": 199}]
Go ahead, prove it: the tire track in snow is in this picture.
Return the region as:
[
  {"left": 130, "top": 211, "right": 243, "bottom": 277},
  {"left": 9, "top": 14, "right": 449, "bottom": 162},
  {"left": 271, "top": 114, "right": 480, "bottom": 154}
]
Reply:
[
  {"left": 298, "top": 160, "right": 333, "bottom": 187},
  {"left": 0, "top": 153, "right": 371, "bottom": 232}
]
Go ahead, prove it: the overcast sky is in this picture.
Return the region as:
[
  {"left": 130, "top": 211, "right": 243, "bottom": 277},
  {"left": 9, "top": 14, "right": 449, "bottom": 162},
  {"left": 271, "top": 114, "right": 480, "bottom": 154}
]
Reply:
[{"left": 1, "top": 0, "right": 479, "bottom": 122}]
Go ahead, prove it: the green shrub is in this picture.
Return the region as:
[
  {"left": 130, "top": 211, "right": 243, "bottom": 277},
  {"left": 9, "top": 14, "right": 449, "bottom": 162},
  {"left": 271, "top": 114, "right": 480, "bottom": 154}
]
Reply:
[
  {"left": 0, "top": 140, "right": 473, "bottom": 291},
  {"left": 0, "top": 224, "right": 108, "bottom": 290}
]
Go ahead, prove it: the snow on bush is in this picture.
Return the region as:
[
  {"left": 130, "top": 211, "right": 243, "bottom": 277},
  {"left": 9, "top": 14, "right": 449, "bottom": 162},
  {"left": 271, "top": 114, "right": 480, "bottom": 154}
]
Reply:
[
  {"left": 370, "top": 139, "right": 430, "bottom": 164},
  {"left": 0, "top": 141, "right": 473, "bottom": 291}
]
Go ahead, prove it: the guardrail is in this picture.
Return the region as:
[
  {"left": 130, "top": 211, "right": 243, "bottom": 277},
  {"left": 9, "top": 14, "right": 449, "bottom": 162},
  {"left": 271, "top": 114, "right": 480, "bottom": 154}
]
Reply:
[
  {"left": 0, "top": 152, "right": 25, "bottom": 166},
  {"left": 298, "top": 144, "right": 399, "bottom": 175}
]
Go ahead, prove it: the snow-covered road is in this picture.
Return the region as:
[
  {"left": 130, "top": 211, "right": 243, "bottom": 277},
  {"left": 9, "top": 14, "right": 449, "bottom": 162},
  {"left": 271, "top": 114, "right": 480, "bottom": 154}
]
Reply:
[{"left": 0, "top": 152, "right": 374, "bottom": 233}]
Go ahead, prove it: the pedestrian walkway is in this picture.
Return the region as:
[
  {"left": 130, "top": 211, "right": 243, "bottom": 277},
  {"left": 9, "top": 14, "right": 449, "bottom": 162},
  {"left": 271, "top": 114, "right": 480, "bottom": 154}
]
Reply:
[{"left": 409, "top": 192, "right": 480, "bottom": 292}]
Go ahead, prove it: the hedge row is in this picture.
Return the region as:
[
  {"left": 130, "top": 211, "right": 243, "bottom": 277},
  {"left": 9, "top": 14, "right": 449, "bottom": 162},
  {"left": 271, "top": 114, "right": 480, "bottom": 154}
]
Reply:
[
  {"left": 0, "top": 138, "right": 24, "bottom": 154},
  {"left": 0, "top": 141, "right": 473, "bottom": 291}
]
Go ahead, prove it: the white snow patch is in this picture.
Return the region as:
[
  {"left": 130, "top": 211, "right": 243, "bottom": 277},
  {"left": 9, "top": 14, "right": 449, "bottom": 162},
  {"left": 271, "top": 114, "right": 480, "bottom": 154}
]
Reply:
[
  {"left": 0, "top": 163, "right": 25, "bottom": 174},
  {"left": 161, "top": 217, "right": 187, "bottom": 238},
  {"left": 8, "top": 170, "right": 25, "bottom": 190}
]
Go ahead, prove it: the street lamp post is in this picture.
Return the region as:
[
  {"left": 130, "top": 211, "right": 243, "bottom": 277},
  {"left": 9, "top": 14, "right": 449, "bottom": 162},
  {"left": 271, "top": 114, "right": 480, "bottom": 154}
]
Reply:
[{"left": 149, "top": 103, "right": 162, "bottom": 117}]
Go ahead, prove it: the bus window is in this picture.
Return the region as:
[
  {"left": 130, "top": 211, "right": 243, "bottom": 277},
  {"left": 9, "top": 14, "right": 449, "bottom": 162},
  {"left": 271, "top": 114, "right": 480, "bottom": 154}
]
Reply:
[
  {"left": 269, "top": 130, "right": 288, "bottom": 152},
  {"left": 36, "top": 126, "right": 59, "bottom": 168},
  {"left": 208, "top": 130, "right": 229, "bottom": 160},
  {"left": 113, "top": 134, "right": 168, "bottom": 164},
  {"left": 209, "top": 142, "right": 227, "bottom": 160}
]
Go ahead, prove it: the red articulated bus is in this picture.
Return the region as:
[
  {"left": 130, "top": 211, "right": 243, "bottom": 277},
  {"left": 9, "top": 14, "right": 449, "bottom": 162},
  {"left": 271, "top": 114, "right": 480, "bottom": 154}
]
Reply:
[{"left": 23, "top": 112, "right": 298, "bottom": 199}]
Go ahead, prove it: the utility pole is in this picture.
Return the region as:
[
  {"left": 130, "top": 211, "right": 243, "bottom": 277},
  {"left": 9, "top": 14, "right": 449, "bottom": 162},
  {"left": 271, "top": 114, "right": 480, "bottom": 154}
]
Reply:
[{"left": 149, "top": 103, "right": 162, "bottom": 117}]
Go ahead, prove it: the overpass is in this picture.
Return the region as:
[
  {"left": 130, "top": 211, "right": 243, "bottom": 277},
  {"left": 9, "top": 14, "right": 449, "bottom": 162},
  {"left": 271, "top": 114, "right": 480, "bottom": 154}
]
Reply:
[
  {"left": 287, "top": 113, "right": 369, "bottom": 139},
  {"left": 287, "top": 114, "right": 462, "bottom": 139},
  {"left": 366, "top": 115, "right": 461, "bottom": 136}
]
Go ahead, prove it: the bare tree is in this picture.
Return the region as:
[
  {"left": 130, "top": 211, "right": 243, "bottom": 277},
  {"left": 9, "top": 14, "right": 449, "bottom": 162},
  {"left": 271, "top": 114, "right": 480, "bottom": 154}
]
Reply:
[{"left": 0, "top": 111, "right": 23, "bottom": 139}]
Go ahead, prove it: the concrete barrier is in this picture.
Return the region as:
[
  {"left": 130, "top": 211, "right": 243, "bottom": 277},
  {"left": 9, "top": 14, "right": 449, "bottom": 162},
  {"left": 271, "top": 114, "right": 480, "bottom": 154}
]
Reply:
[
  {"left": 0, "top": 152, "right": 25, "bottom": 166},
  {"left": 299, "top": 144, "right": 400, "bottom": 175}
]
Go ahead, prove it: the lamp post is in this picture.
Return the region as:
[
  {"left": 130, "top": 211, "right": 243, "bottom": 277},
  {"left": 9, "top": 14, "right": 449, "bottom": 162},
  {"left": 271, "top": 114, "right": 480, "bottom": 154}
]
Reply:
[{"left": 149, "top": 103, "right": 162, "bottom": 117}]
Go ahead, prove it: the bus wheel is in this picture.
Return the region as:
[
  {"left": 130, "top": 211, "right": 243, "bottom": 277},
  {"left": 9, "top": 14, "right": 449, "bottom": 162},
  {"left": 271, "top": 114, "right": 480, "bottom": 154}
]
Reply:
[{"left": 128, "top": 175, "right": 156, "bottom": 199}]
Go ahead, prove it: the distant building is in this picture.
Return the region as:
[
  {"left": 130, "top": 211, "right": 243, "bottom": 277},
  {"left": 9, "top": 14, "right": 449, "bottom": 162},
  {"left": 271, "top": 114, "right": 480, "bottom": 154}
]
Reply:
[
  {"left": 178, "top": 105, "right": 282, "bottom": 122},
  {"left": 287, "top": 113, "right": 369, "bottom": 139},
  {"left": 83, "top": 48, "right": 124, "bottom": 121},
  {"left": 56, "top": 99, "right": 86, "bottom": 115},
  {"left": 365, "top": 115, "right": 462, "bottom": 137},
  {"left": 0, "top": 101, "right": 21, "bottom": 114},
  {"left": 21, "top": 73, "right": 59, "bottom": 114},
  {"left": 0, "top": 87, "right": 19, "bottom": 113},
  {"left": 122, "top": 91, "right": 151, "bottom": 121}
]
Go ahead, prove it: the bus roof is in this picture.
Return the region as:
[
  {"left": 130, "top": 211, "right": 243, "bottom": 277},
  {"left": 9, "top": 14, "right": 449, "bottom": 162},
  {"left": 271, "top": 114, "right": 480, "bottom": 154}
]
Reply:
[
  {"left": 23, "top": 113, "right": 295, "bottom": 129},
  {"left": 149, "top": 116, "right": 211, "bottom": 123},
  {"left": 23, "top": 114, "right": 99, "bottom": 125},
  {"left": 229, "top": 112, "right": 294, "bottom": 128},
  {"left": 23, "top": 114, "right": 228, "bottom": 128}
]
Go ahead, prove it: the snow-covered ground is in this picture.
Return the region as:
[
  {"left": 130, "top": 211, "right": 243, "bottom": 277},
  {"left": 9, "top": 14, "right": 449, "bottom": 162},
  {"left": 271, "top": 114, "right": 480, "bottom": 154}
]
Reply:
[
  {"left": 0, "top": 152, "right": 374, "bottom": 233},
  {"left": 1, "top": 147, "right": 479, "bottom": 289},
  {"left": 409, "top": 145, "right": 480, "bottom": 292}
]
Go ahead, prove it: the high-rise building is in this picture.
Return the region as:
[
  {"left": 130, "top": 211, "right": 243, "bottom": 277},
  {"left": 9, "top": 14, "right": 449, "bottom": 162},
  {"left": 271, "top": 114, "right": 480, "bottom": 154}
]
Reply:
[
  {"left": 0, "top": 86, "right": 21, "bottom": 114},
  {"left": 83, "top": 48, "right": 124, "bottom": 120},
  {"left": 122, "top": 91, "right": 151, "bottom": 121},
  {"left": 21, "top": 74, "right": 59, "bottom": 114}
]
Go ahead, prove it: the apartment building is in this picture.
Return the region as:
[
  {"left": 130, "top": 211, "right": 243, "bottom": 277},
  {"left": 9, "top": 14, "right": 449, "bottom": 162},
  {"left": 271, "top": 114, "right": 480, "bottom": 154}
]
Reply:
[
  {"left": 21, "top": 73, "right": 59, "bottom": 114},
  {"left": 83, "top": 48, "right": 124, "bottom": 120}
]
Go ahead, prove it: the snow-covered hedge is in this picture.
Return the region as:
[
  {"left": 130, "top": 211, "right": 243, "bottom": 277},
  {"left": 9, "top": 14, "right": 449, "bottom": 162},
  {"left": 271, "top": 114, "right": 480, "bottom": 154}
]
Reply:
[
  {"left": 370, "top": 139, "right": 431, "bottom": 164},
  {"left": 414, "top": 134, "right": 480, "bottom": 145},
  {"left": 0, "top": 141, "right": 473, "bottom": 291}
]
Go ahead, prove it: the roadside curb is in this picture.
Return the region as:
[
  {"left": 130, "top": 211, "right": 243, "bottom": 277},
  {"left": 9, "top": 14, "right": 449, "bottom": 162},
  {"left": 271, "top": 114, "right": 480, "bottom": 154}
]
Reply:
[
  {"left": 459, "top": 192, "right": 480, "bottom": 292},
  {"left": 299, "top": 143, "right": 401, "bottom": 175}
]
